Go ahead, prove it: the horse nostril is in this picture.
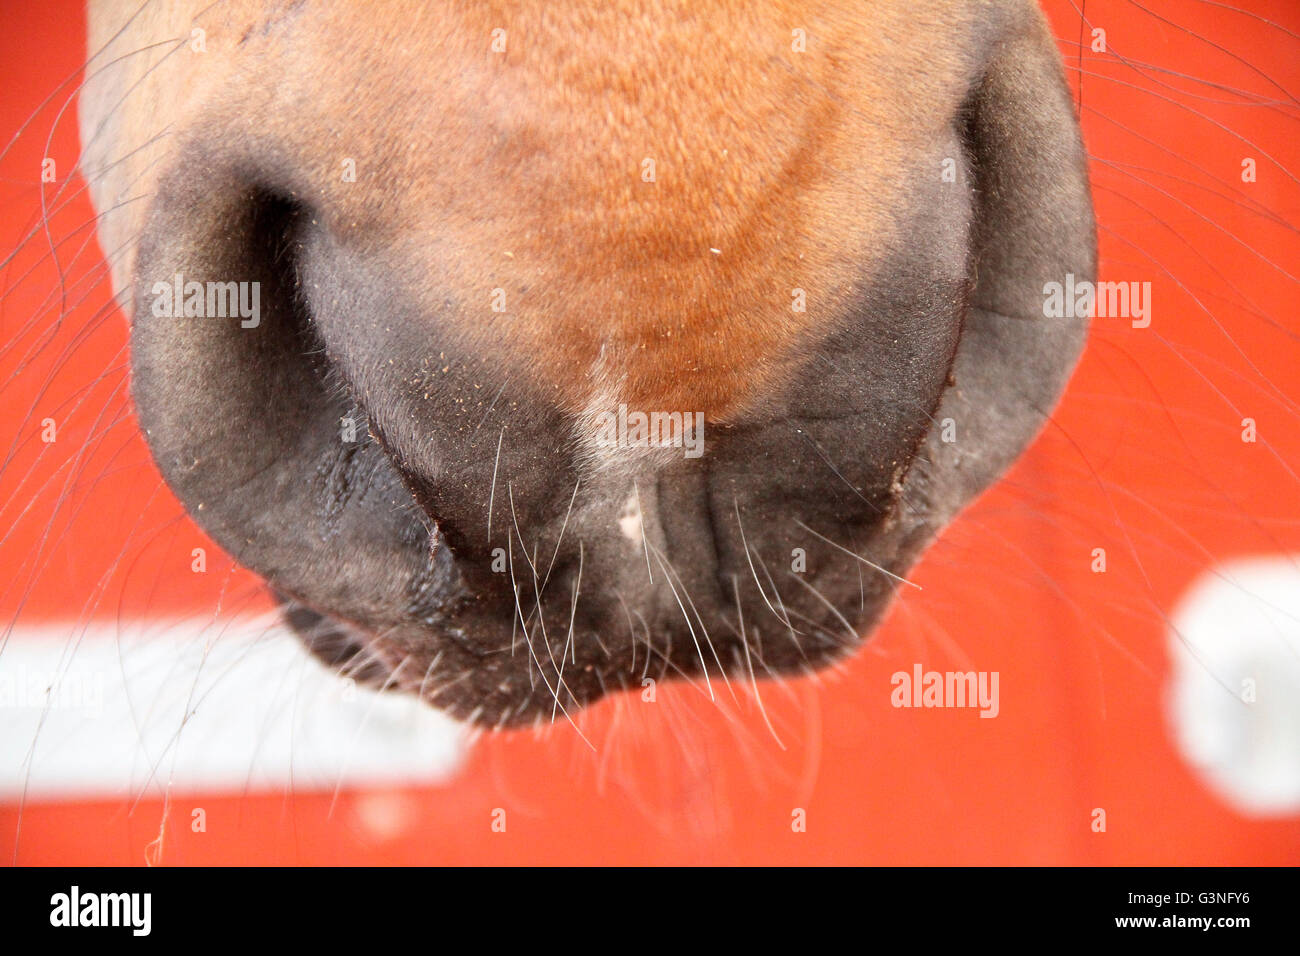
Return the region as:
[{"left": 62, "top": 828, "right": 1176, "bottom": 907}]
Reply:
[{"left": 130, "top": 165, "right": 456, "bottom": 653}]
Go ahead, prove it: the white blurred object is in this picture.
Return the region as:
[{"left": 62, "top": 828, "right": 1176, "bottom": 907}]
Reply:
[
  {"left": 1166, "top": 556, "right": 1300, "bottom": 815},
  {"left": 0, "top": 618, "right": 466, "bottom": 801}
]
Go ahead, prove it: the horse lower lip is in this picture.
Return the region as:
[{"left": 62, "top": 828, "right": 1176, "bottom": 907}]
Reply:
[{"left": 278, "top": 598, "right": 395, "bottom": 687}]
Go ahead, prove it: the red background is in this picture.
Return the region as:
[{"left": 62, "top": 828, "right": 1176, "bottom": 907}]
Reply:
[{"left": 1, "top": 0, "right": 1298, "bottom": 864}]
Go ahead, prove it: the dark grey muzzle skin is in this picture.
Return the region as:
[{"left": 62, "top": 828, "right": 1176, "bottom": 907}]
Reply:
[{"left": 126, "top": 19, "right": 1093, "bottom": 727}]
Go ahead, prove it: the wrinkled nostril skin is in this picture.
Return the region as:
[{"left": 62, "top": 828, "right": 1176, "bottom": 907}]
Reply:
[{"left": 85, "top": 0, "right": 1094, "bottom": 727}]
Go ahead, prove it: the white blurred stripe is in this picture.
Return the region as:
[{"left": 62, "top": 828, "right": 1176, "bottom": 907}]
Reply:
[
  {"left": 0, "top": 619, "right": 466, "bottom": 801},
  {"left": 1167, "top": 556, "right": 1300, "bottom": 816}
]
